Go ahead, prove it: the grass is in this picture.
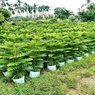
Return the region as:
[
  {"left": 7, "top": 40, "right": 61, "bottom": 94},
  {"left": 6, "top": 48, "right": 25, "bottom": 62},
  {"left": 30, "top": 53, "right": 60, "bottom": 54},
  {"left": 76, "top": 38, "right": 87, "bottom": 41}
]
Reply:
[
  {"left": 81, "top": 83, "right": 95, "bottom": 95},
  {"left": 1, "top": 54, "right": 95, "bottom": 95}
]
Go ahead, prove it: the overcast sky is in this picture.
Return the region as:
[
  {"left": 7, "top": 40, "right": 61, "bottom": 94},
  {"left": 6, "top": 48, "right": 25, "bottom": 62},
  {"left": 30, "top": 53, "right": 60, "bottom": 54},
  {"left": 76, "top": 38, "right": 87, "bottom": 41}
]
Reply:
[{"left": 10, "top": 0, "right": 95, "bottom": 14}]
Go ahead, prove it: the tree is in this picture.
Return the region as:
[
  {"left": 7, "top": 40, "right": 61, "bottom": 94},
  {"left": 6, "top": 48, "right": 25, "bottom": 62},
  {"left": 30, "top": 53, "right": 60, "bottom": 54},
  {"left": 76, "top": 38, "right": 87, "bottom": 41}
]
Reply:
[
  {"left": 0, "top": 0, "right": 8, "bottom": 8},
  {"left": 0, "top": 8, "right": 11, "bottom": 20},
  {"left": 23, "top": 3, "right": 34, "bottom": 17},
  {"left": 27, "top": 5, "right": 33, "bottom": 17},
  {"left": 78, "top": 3, "right": 95, "bottom": 21},
  {"left": 43, "top": 5, "right": 50, "bottom": 17},
  {"left": 44, "top": 5, "right": 50, "bottom": 12},
  {"left": 87, "top": 0, "right": 91, "bottom": 4},
  {"left": 14, "top": 0, "right": 23, "bottom": 16},
  {"left": 32, "top": 3, "right": 37, "bottom": 18},
  {"left": 54, "top": 7, "right": 73, "bottom": 19},
  {"left": 23, "top": 3, "right": 30, "bottom": 17},
  {"left": 38, "top": 6, "right": 43, "bottom": 16},
  {"left": 7, "top": 3, "right": 15, "bottom": 15}
]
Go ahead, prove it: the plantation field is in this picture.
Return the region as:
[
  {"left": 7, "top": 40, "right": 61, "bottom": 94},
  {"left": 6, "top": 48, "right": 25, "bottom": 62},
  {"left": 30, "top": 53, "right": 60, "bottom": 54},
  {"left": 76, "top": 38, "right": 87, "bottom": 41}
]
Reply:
[
  {"left": 0, "top": 20, "right": 95, "bottom": 73},
  {"left": 1, "top": 0, "right": 95, "bottom": 94}
]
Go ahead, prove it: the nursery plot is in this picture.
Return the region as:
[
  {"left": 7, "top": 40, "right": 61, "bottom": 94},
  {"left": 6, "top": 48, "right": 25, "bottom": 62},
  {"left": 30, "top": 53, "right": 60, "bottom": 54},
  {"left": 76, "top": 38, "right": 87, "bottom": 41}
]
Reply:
[{"left": 0, "top": 21, "right": 95, "bottom": 81}]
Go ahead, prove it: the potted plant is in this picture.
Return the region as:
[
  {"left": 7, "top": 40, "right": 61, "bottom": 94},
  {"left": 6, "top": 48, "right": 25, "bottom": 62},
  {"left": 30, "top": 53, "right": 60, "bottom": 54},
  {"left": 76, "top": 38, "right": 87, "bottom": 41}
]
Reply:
[
  {"left": 66, "top": 55, "right": 74, "bottom": 63},
  {"left": 64, "top": 51, "right": 75, "bottom": 63},
  {"left": 37, "top": 59, "right": 44, "bottom": 68},
  {"left": 0, "top": 42, "right": 32, "bottom": 81},
  {"left": 66, "top": 59, "right": 74, "bottom": 63},
  {"left": 91, "top": 51, "right": 95, "bottom": 54},
  {"left": 3, "top": 71, "right": 13, "bottom": 78},
  {"left": 24, "top": 64, "right": 33, "bottom": 72},
  {"left": 47, "top": 58, "right": 57, "bottom": 71},
  {"left": 0, "top": 64, "right": 3, "bottom": 68},
  {"left": 84, "top": 53, "right": 89, "bottom": 57},
  {"left": 29, "top": 38, "right": 46, "bottom": 77},
  {"left": 58, "top": 62, "right": 65, "bottom": 67},
  {"left": 29, "top": 59, "right": 41, "bottom": 78},
  {"left": 1, "top": 65, "right": 13, "bottom": 78},
  {"left": 57, "top": 55, "right": 65, "bottom": 67},
  {"left": 29, "top": 70, "right": 40, "bottom": 78},
  {"left": 83, "top": 49, "right": 89, "bottom": 57},
  {"left": 76, "top": 56, "right": 83, "bottom": 60},
  {"left": 12, "top": 72, "right": 25, "bottom": 84},
  {"left": 76, "top": 52, "right": 83, "bottom": 60},
  {"left": 89, "top": 49, "right": 95, "bottom": 54}
]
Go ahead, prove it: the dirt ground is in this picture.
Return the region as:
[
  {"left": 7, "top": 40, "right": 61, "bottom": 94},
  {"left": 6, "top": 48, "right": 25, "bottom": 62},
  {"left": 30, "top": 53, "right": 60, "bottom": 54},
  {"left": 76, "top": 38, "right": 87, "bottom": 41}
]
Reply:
[{"left": 67, "top": 74, "right": 95, "bottom": 95}]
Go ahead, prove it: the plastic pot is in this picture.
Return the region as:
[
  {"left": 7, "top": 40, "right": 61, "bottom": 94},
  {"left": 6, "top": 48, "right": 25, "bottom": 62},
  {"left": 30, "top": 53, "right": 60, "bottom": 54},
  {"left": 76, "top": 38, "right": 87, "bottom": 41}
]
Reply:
[
  {"left": 59, "top": 62, "right": 65, "bottom": 67},
  {"left": 12, "top": 76, "right": 25, "bottom": 84},
  {"left": 29, "top": 71, "right": 40, "bottom": 78},
  {"left": 84, "top": 53, "right": 89, "bottom": 57},
  {"left": 3, "top": 72, "right": 12, "bottom": 78},
  {"left": 39, "top": 64, "right": 43, "bottom": 68},
  {"left": 0, "top": 65, "right": 3, "bottom": 68},
  {"left": 76, "top": 56, "right": 82, "bottom": 60},
  {"left": 47, "top": 65, "right": 57, "bottom": 71},
  {"left": 67, "top": 59, "right": 74, "bottom": 63},
  {"left": 91, "top": 51, "right": 95, "bottom": 54}
]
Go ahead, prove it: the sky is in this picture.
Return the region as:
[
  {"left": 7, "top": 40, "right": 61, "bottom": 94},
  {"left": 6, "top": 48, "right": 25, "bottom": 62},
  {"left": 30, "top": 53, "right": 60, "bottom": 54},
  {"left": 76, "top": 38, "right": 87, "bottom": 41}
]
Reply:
[{"left": 10, "top": 0, "right": 95, "bottom": 14}]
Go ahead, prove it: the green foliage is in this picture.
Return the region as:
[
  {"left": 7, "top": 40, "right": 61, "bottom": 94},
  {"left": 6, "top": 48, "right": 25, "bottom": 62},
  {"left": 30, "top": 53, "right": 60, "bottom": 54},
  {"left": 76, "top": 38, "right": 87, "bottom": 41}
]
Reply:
[
  {"left": 78, "top": 3, "right": 95, "bottom": 21},
  {"left": 0, "top": 41, "right": 32, "bottom": 76},
  {"left": 0, "top": 13, "right": 4, "bottom": 22},
  {"left": 54, "top": 7, "right": 73, "bottom": 19},
  {"left": 0, "top": 21, "right": 95, "bottom": 80},
  {"left": 0, "top": 8, "right": 11, "bottom": 20}
]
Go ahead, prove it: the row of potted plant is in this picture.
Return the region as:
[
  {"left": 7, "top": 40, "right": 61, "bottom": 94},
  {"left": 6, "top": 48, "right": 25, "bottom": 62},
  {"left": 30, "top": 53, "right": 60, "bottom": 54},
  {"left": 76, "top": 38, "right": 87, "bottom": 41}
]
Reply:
[
  {"left": 1, "top": 49, "right": 94, "bottom": 84},
  {"left": 0, "top": 39, "right": 95, "bottom": 84}
]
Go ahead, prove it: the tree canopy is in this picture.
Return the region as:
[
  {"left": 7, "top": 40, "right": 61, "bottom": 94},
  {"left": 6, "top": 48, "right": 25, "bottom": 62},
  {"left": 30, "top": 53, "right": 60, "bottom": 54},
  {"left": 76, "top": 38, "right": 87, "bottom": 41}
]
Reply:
[
  {"left": 78, "top": 3, "right": 95, "bottom": 21},
  {"left": 54, "top": 7, "right": 73, "bottom": 20}
]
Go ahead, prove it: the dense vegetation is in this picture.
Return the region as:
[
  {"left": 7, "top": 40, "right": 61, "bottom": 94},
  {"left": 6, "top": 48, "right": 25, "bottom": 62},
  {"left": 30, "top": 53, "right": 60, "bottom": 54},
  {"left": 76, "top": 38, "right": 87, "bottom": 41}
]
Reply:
[{"left": 0, "top": 20, "right": 95, "bottom": 81}]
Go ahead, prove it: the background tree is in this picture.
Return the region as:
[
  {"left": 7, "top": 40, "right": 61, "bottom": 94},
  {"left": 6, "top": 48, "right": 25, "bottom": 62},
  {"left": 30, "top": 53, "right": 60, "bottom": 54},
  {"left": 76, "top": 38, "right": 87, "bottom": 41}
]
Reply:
[
  {"left": 8, "top": 3, "right": 15, "bottom": 15},
  {"left": 27, "top": 5, "right": 33, "bottom": 17},
  {"left": 23, "top": 3, "right": 33, "bottom": 17},
  {"left": 43, "top": 5, "right": 50, "bottom": 17},
  {"left": 87, "top": 0, "right": 91, "bottom": 4},
  {"left": 78, "top": 2, "right": 95, "bottom": 21},
  {"left": 14, "top": 0, "right": 23, "bottom": 16},
  {"left": 39, "top": 5, "right": 46, "bottom": 18},
  {"left": 54, "top": 7, "right": 73, "bottom": 20},
  {"left": 0, "top": 8, "right": 11, "bottom": 20},
  {"left": 0, "top": 0, "right": 8, "bottom": 8},
  {"left": 32, "top": 3, "right": 37, "bottom": 18},
  {"left": 38, "top": 6, "right": 43, "bottom": 16}
]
